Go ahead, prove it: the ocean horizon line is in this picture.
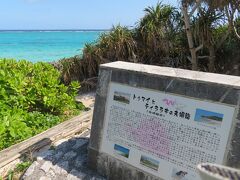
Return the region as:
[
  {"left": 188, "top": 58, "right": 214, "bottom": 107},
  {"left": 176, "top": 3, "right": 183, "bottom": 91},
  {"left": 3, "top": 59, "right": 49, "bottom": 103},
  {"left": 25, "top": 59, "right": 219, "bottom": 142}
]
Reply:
[
  {"left": 0, "top": 30, "right": 102, "bottom": 61},
  {"left": 0, "top": 29, "right": 110, "bottom": 32}
]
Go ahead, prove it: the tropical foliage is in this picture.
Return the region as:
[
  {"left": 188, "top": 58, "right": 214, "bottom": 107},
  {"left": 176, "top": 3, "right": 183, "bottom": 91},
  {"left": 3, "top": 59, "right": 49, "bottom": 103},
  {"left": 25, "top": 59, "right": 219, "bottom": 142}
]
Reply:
[
  {"left": 181, "top": 0, "right": 240, "bottom": 71},
  {"left": 0, "top": 1, "right": 239, "bottom": 153},
  {"left": 0, "top": 59, "right": 83, "bottom": 150},
  {"left": 56, "top": 1, "right": 239, "bottom": 90},
  {"left": 137, "top": 3, "right": 182, "bottom": 64}
]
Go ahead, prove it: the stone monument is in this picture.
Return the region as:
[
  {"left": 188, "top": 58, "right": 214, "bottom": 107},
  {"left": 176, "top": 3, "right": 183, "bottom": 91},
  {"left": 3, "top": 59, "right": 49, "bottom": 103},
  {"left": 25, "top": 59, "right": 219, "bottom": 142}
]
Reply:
[{"left": 88, "top": 61, "right": 240, "bottom": 180}]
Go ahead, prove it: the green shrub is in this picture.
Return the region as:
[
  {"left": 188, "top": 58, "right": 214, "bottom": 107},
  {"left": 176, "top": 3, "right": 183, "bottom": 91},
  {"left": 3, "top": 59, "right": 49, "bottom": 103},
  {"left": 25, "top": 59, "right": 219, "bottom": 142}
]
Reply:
[
  {"left": 0, "top": 59, "right": 83, "bottom": 150},
  {"left": 15, "top": 161, "right": 32, "bottom": 173}
]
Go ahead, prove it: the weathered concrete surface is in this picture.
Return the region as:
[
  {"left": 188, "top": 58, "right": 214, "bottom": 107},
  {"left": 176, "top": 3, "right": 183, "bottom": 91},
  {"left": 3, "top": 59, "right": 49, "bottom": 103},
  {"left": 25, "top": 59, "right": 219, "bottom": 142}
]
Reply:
[
  {"left": 22, "top": 130, "right": 105, "bottom": 180},
  {"left": 103, "top": 61, "right": 240, "bottom": 89},
  {"left": 88, "top": 61, "right": 240, "bottom": 180},
  {"left": 88, "top": 69, "right": 111, "bottom": 171}
]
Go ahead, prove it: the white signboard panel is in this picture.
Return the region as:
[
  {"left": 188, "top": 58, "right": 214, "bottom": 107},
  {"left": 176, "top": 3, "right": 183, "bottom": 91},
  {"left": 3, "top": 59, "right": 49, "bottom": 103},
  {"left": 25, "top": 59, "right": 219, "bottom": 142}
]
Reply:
[{"left": 101, "top": 83, "right": 236, "bottom": 180}]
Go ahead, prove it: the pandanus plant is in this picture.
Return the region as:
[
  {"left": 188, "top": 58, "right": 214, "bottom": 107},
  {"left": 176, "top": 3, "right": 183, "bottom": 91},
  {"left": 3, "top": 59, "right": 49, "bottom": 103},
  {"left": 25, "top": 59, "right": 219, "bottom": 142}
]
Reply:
[
  {"left": 137, "top": 2, "right": 181, "bottom": 64},
  {"left": 97, "top": 25, "right": 137, "bottom": 62}
]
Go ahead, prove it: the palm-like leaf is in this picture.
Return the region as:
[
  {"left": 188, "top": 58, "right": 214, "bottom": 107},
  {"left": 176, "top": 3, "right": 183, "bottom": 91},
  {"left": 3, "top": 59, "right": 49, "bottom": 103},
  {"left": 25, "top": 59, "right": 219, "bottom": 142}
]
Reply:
[
  {"left": 98, "top": 25, "right": 137, "bottom": 62},
  {"left": 192, "top": 8, "right": 224, "bottom": 47},
  {"left": 137, "top": 2, "right": 182, "bottom": 63}
]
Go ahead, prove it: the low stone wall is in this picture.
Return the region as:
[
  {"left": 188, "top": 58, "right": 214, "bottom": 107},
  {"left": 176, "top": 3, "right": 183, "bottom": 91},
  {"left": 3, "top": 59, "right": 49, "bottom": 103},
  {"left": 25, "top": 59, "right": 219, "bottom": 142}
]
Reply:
[
  {"left": 88, "top": 61, "right": 240, "bottom": 180},
  {"left": 0, "top": 110, "right": 93, "bottom": 177}
]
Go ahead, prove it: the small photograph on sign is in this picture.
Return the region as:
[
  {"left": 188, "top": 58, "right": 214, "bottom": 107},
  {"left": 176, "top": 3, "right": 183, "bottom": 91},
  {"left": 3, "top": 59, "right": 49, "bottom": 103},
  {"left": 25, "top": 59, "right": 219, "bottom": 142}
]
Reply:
[
  {"left": 171, "top": 168, "right": 188, "bottom": 180},
  {"left": 113, "top": 91, "right": 130, "bottom": 104},
  {"left": 140, "top": 155, "right": 159, "bottom": 171},
  {"left": 194, "top": 108, "right": 223, "bottom": 127},
  {"left": 114, "top": 144, "right": 129, "bottom": 158}
]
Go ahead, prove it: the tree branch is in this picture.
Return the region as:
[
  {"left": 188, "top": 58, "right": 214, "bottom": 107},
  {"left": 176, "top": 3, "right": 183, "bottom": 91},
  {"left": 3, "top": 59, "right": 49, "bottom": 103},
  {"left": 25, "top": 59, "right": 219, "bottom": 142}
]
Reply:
[
  {"left": 182, "top": 2, "right": 198, "bottom": 70},
  {"left": 198, "top": 56, "right": 209, "bottom": 59},
  {"left": 195, "top": 44, "right": 203, "bottom": 52},
  {"left": 187, "top": 56, "right": 192, "bottom": 63},
  {"left": 225, "top": 6, "right": 231, "bottom": 24},
  {"left": 215, "top": 7, "right": 232, "bottom": 50},
  {"left": 233, "top": 21, "right": 240, "bottom": 40},
  {"left": 189, "top": 0, "right": 203, "bottom": 17}
]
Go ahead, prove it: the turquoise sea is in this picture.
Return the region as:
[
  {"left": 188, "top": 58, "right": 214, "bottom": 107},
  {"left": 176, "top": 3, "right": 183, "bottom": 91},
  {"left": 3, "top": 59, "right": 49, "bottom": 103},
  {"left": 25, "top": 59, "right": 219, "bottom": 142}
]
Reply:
[{"left": 0, "top": 31, "right": 103, "bottom": 62}]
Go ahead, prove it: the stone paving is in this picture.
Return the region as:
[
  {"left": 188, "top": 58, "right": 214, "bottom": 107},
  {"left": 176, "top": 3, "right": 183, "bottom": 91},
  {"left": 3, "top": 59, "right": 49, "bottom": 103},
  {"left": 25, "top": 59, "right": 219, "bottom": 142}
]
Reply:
[
  {"left": 21, "top": 93, "right": 102, "bottom": 180},
  {"left": 22, "top": 131, "right": 105, "bottom": 180}
]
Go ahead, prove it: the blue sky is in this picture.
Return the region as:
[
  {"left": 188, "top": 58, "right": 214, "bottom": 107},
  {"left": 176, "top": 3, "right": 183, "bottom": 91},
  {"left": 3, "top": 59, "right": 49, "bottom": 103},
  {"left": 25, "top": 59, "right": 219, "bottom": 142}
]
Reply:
[
  {"left": 114, "top": 144, "right": 129, "bottom": 154},
  {"left": 194, "top": 109, "right": 223, "bottom": 121},
  {"left": 0, "top": 0, "right": 177, "bottom": 30}
]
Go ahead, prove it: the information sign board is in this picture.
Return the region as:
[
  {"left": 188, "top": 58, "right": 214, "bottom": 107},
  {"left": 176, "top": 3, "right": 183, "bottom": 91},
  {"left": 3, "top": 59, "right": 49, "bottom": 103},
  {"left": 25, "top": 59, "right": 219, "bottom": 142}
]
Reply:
[{"left": 101, "top": 83, "right": 236, "bottom": 180}]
